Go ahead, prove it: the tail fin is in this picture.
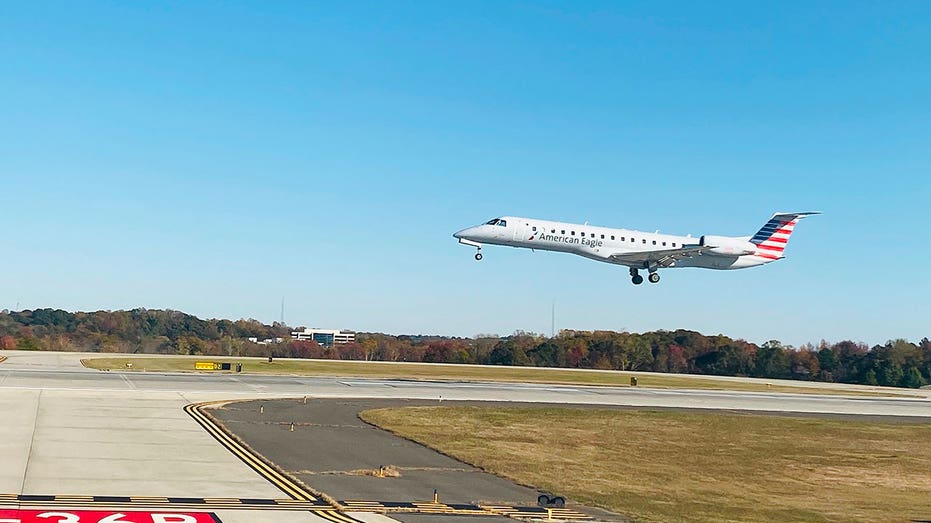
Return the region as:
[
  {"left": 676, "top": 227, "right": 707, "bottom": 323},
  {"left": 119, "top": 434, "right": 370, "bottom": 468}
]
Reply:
[{"left": 750, "top": 212, "right": 820, "bottom": 260}]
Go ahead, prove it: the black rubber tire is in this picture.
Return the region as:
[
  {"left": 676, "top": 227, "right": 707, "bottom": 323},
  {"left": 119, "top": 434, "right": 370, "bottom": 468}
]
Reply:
[
  {"left": 648, "top": 272, "right": 660, "bottom": 283},
  {"left": 551, "top": 497, "right": 566, "bottom": 508},
  {"left": 475, "top": 253, "right": 483, "bottom": 261},
  {"left": 538, "top": 495, "right": 551, "bottom": 506},
  {"left": 632, "top": 274, "right": 644, "bottom": 285}
]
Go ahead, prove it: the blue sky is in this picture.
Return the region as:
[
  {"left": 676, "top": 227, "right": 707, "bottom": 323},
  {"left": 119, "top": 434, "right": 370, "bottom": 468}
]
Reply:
[{"left": 2, "top": 1, "right": 929, "bottom": 346}]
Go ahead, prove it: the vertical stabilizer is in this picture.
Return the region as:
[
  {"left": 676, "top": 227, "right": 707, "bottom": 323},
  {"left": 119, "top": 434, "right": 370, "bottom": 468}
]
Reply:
[{"left": 750, "top": 212, "right": 820, "bottom": 259}]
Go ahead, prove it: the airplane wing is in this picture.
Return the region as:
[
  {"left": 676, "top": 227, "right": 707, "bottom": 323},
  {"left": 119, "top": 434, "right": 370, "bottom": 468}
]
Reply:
[{"left": 608, "top": 244, "right": 712, "bottom": 267}]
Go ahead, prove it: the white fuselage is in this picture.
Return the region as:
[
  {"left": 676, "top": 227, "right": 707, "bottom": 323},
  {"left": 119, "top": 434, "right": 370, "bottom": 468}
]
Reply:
[{"left": 454, "top": 216, "right": 771, "bottom": 270}]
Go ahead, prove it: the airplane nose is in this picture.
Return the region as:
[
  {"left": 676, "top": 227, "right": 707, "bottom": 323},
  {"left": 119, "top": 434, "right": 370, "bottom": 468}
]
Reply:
[{"left": 454, "top": 226, "right": 481, "bottom": 240}]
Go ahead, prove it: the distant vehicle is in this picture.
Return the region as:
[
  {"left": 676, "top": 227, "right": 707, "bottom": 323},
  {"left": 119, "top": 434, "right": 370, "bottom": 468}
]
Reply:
[{"left": 454, "top": 212, "right": 819, "bottom": 285}]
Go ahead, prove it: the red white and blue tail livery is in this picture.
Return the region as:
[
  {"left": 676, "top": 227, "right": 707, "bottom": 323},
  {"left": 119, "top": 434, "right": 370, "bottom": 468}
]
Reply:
[
  {"left": 749, "top": 212, "right": 818, "bottom": 261},
  {"left": 454, "top": 211, "right": 819, "bottom": 285}
]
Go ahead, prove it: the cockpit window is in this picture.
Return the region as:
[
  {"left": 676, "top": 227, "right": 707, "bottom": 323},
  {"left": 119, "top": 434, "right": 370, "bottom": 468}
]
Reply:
[
  {"left": 485, "top": 218, "right": 500, "bottom": 225},
  {"left": 497, "top": 220, "right": 507, "bottom": 227}
]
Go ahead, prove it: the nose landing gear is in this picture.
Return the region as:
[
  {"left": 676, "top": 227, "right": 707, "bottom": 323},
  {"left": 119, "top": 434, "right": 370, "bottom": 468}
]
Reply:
[{"left": 474, "top": 251, "right": 483, "bottom": 261}]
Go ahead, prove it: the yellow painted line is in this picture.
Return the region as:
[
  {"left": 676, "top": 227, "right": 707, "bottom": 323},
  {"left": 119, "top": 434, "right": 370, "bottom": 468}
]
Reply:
[
  {"left": 185, "top": 402, "right": 320, "bottom": 502},
  {"left": 185, "top": 402, "right": 368, "bottom": 523},
  {"left": 317, "top": 510, "right": 368, "bottom": 523},
  {"left": 185, "top": 403, "right": 305, "bottom": 499}
]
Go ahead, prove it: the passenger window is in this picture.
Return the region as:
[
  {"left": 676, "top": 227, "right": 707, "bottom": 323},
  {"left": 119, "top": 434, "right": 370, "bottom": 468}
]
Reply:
[
  {"left": 662, "top": 242, "right": 667, "bottom": 246},
  {"left": 611, "top": 236, "right": 615, "bottom": 240},
  {"left": 551, "top": 229, "right": 555, "bottom": 234},
  {"left": 581, "top": 232, "right": 585, "bottom": 237},
  {"left": 532, "top": 226, "right": 537, "bottom": 232},
  {"left": 643, "top": 239, "right": 646, "bottom": 244},
  {"left": 571, "top": 231, "right": 575, "bottom": 236},
  {"left": 652, "top": 240, "right": 657, "bottom": 245},
  {"left": 561, "top": 230, "right": 565, "bottom": 234},
  {"left": 600, "top": 234, "right": 605, "bottom": 239},
  {"left": 630, "top": 238, "right": 635, "bottom": 243},
  {"left": 673, "top": 243, "right": 677, "bottom": 247}
]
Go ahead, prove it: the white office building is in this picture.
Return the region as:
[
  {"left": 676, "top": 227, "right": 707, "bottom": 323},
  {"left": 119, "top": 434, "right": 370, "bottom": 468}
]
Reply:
[{"left": 291, "top": 328, "right": 355, "bottom": 347}]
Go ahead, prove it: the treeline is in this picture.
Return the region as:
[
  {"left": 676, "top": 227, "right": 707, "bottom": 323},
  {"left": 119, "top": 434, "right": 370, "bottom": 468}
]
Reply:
[
  {"left": 1, "top": 308, "right": 929, "bottom": 388},
  {"left": 0, "top": 308, "right": 289, "bottom": 356}
]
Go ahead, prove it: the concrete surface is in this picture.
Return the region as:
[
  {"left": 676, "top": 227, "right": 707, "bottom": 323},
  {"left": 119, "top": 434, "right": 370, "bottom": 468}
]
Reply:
[
  {"left": 2, "top": 351, "right": 930, "bottom": 417},
  {"left": 1, "top": 349, "right": 929, "bottom": 523}
]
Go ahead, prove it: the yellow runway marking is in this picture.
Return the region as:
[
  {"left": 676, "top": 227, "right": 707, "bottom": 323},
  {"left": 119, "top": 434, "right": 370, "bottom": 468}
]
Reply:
[
  {"left": 184, "top": 401, "right": 592, "bottom": 522},
  {"left": 0, "top": 493, "right": 592, "bottom": 520},
  {"left": 185, "top": 401, "right": 368, "bottom": 523},
  {"left": 185, "top": 402, "right": 318, "bottom": 502}
]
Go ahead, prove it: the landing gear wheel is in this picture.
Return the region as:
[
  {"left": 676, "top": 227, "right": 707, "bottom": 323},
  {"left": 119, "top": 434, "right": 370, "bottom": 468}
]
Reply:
[
  {"left": 538, "top": 495, "right": 551, "bottom": 506},
  {"left": 632, "top": 274, "right": 644, "bottom": 285},
  {"left": 551, "top": 497, "right": 566, "bottom": 508},
  {"left": 648, "top": 272, "right": 660, "bottom": 284},
  {"left": 474, "top": 252, "right": 483, "bottom": 261}
]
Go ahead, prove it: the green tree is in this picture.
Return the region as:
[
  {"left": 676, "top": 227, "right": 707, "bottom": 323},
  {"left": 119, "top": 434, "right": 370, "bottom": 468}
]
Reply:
[
  {"left": 878, "top": 363, "right": 904, "bottom": 387},
  {"left": 817, "top": 347, "right": 837, "bottom": 376},
  {"left": 486, "top": 339, "right": 531, "bottom": 366},
  {"left": 900, "top": 366, "right": 927, "bottom": 388}
]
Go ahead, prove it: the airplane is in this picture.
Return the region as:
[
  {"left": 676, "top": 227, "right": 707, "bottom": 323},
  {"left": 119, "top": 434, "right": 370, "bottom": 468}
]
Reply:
[{"left": 453, "top": 212, "right": 819, "bottom": 284}]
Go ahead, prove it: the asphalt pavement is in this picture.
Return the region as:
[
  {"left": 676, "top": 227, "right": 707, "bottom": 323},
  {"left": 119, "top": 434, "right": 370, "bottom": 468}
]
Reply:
[
  {"left": 213, "top": 399, "right": 548, "bottom": 504},
  {"left": 211, "top": 398, "right": 627, "bottom": 522},
  {"left": 1, "top": 350, "right": 929, "bottom": 523}
]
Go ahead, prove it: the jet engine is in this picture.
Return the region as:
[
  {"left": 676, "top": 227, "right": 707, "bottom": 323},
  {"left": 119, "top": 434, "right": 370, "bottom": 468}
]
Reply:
[{"left": 699, "top": 235, "right": 757, "bottom": 256}]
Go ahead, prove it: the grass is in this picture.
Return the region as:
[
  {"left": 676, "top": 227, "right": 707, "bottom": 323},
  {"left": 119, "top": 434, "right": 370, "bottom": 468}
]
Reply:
[
  {"left": 79, "top": 356, "right": 905, "bottom": 397},
  {"left": 360, "top": 406, "right": 931, "bottom": 523}
]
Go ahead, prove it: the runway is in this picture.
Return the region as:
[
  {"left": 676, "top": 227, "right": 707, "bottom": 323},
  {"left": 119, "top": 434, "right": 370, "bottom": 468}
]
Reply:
[
  {"left": 2, "top": 364, "right": 930, "bottom": 417},
  {"left": 0, "top": 350, "right": 928, "bottom": 523}
]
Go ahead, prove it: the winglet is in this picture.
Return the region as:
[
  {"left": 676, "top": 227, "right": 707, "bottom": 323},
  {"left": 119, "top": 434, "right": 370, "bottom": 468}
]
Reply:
[{"left": 770, "top": 211, "right": 821, "bottom": 221}]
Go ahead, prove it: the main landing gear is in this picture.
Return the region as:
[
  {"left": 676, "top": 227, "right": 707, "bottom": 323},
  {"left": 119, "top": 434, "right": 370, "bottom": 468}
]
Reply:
[
  {"left": 630, "top": 268, "right": 644, "bottom": 285},
  {"left": 630, "top": 268, "right": 660, "bottom": 285}
]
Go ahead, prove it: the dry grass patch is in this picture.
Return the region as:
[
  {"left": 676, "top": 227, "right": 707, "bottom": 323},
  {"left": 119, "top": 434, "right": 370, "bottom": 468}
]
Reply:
[
  {"left": 80, "top": 356, "right": 902, "bottom": 397},
  {"left": 360, "top": 406, "right": 931, "bottom": 523}
]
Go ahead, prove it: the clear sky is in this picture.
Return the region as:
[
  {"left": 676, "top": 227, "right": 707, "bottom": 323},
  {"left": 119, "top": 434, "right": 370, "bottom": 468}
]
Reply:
[{"left": 2, "top": 2, "right": 929, "bottom": 346}]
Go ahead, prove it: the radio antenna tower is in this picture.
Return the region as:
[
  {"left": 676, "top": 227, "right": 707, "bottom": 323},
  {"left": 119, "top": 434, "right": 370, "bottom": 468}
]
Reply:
[{"left": 551, "top": 299, "right": 556, "bottom": 338}]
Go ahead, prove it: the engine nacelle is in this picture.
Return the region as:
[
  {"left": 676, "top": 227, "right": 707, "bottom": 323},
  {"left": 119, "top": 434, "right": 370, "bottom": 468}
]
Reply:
[{"left": 699, "top": 235, "right": 757, "bottom": 256}]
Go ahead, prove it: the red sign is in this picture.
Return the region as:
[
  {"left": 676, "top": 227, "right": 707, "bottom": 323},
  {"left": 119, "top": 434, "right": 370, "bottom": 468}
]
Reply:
[{"left": 0, "top": 510, "right": 219, "bottom": 523}]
